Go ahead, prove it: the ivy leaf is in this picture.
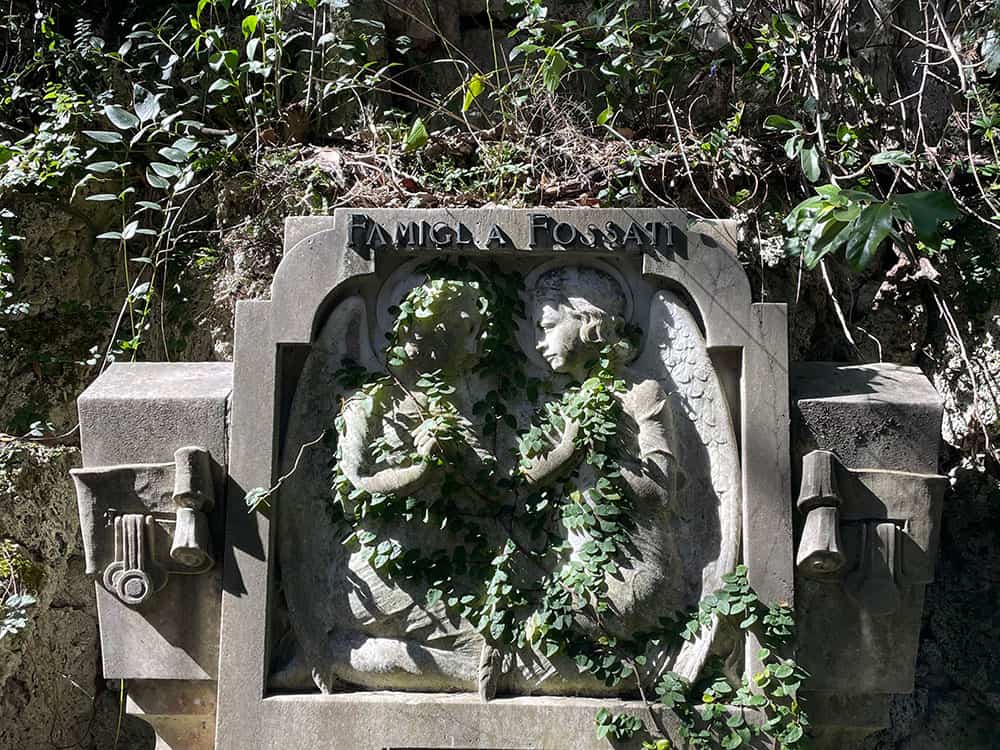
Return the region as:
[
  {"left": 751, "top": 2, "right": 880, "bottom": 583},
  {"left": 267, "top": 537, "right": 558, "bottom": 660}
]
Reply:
[
  {"left": 86, "top": 161, "right": 121, "bottom": 173},
  {"left": 82, "top": 130, "right": 123, "bottom": 144},
  {"left": 150, "top": 162, "right": 180, "bottom": 178},
  {"left": 146, "top": 167, "right": 170, "bottom": 189},
  {"left": 845, "top": 202, "right": 893, "bottom": 271},
  {"left": 104, "top": 105, "right": 140, "bottom": 130},
  {"left": 403, "top": 117, "right": 429, "bottom": 152},
  {"left": 782, "top": 724, "right": 804, "bottom": 743},
  {"left": 158, "top": 146, "right": 189, "bottom": 163},
  {"left": 133, "top": 84, "right": 161, "bottom": 123}
]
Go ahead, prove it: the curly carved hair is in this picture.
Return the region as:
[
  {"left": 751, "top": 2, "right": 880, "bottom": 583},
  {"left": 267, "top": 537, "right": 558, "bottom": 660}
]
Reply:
[{"left": 533, "top": 266, "right": 636, "bottom": 362}]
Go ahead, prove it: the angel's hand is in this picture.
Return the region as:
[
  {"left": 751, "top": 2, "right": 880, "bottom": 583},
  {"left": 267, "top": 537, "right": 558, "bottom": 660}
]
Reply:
[
  {"left": 412, "top": 422, "right": 439, "bottom": 459},
  {"left": 522, "top": 417, "right": 581, "bottom": 485}
]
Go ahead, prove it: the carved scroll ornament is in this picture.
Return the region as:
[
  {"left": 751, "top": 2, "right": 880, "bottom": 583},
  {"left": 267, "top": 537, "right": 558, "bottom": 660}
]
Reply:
[
  {"left": 796, "top": 449, "right": 945, "bottom": 616},
  {"left": 72, "top": 446, "right": 216, "bottom": 607}
]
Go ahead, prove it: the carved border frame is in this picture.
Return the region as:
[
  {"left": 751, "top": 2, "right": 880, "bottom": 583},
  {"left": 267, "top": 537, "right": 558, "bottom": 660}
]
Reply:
[{"left": 216, "top": 208, "right": 791, "bottom": 749}]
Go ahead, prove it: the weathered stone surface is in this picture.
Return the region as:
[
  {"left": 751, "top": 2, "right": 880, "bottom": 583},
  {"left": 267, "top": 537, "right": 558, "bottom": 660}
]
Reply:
[
  {"left": 76, "top": 362, "right": 232, "bottom": 682},
  {"left": 217, "top": 208, "right": 790, "bottom": 749},
  {"left": 860, "top": 465, "right": 1000, "bottom": 750},
  {"left": 793, "top": 362, "right": 943, "bottom": 473},
  {"left": 791, "top": 362, "right": 948, "bottom": 747},
  {"left": 0, "top": 442, "right": 153, "bottom": 749}
]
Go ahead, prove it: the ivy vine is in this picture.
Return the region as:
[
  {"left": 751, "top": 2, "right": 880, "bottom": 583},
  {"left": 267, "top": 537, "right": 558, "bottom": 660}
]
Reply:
[{"left": 319, "top": 267, "right": 810, "bottom": 749}]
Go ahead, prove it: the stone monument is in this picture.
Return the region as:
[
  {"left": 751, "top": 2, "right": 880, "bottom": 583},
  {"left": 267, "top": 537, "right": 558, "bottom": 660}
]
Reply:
[{"left": 71, "top": 209, "right": 945, "bottom": 749}]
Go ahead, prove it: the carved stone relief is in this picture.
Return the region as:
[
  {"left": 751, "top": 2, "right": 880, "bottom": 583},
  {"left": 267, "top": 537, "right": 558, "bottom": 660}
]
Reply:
[
  {"left": 66, "top": 210, "right": 948, "bottom": 750},
  {"left": 275, "top": 255, "right": 741, "bottom": 699}
]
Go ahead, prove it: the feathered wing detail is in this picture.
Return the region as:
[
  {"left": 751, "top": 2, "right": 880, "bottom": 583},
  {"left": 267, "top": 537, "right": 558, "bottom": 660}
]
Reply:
[
  {"left": 634, "top": 290, "right": 742, "bottom": 683},
  {"left": 274, "top": 295, "right": 378, "bottom": 691},
  {"left": 310, "top": 295, "right": 379, "bottom": 375}
]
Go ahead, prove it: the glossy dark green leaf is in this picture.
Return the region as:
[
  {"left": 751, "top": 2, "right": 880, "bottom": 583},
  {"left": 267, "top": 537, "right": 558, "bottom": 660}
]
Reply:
[{"left": 845, "top": 202, "right": 893, "bottom": 271}]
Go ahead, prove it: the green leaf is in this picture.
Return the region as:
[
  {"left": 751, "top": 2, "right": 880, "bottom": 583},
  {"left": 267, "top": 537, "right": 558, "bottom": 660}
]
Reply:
[
  {"left": 172, "top": 137, "right": 199, "bottom": 154},
  {"left": 870, "top": 149, "right": 914, "bottom": 167},
  {"left": 784, "top": 134, "right": 801, "bottom": 160},
  {"left": 85, "top": 193, "right": 119, "bottom": 202},
  {"left": 403, "top": 117, "right": 429, "bottom": 152},
  {"left": 146, "top": 168, "right": 170, "bottom": 189},
  {"left": 133, "top": 84, "right": 161, "bottom": 123},
  {"left": 542, "top": 49, "right": 568, "bottom": 93},
  {"left": 845, "top": 203, "right": 893, "bottom": 271},
  {"left": 425, "top": 588, "right": 443, "bottom": 607},
  {"left": 150, "top": 162, "right": 180, "bottom": 178},
  {"left": 158, "top": 146, "right": 189, "bottom": 163},
  {"left": 764, "top": 114, "right": 802, "bottom": 132},
  {"left": 82, "top": 130, "right": 124, "bottom": 144},
  {"left": 892, "top": 190, "right": 960, "bottom": 242},
  {"left": 208, "top": 78, "right": 233, "bottom": 93},
  {"left": 96, "top": 231, "right": 123, "bottom": 241},
  {"left": 104, "top": 105, "right": 139, "bottom": 130},
  {"left": 86, "top": 161, "right": 121, "bottom": 173},
  {"left": 462, "top": 73, "right": 485, "bottom": 112},
  {"left": 800, "top": 145, "right": 821, "bottom": 182},
  {"left": 782, "top": 724, "right": 804, "bottom": 743},
  {"left": 122, "top": 221, "right": 139, "bottom": 240},
  {"left": 596, "top": 104, "right": 614, "bottom": 126},
  {"left": 242, "top": 14, "right": 260, "bottom": 37}
]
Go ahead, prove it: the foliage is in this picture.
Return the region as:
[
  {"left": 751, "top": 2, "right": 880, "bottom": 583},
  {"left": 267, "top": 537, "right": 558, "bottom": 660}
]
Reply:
[
  {"left": 784, "top": 184, "right": 961, "bottom": 271},
  {"left": 316, "top": 265, "right": 810, "bottom": 748},
  {"left": 0, "top": 540, "right": 42, "bottom": 642},
  {"left": 3, "top": 0, "right": 998, "bottom": 401}
]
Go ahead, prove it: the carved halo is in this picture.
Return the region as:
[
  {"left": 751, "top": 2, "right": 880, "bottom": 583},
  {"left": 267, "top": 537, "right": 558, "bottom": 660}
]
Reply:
[
  {"left": 374, "top": 257, "right": 491, "bottom": 341},
  {"left": 520, "top": 258, "right": 635, "bottom": 371}
]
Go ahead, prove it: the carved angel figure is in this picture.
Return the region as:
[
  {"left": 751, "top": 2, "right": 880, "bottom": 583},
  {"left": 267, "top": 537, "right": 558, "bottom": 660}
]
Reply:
[
  {"left": 278, "top": 275, "right": 496, "bottom": 693},
  {"left": 519, "top": 264, "right": 741, "bottom": 685},
  {"left": 277, "top": 262, "right": 740, "bottom": 697}
]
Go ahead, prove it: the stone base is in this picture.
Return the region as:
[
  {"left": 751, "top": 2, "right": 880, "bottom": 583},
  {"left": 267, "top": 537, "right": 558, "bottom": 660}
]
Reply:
[{"left": 127, "top": 680, "right": 216, "bottom": 750}]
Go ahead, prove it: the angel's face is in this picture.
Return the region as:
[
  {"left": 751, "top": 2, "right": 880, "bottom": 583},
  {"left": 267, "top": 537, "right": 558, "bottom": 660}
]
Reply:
[
  {"left": 534, "top": 302, "right": 590, "bottom": 379},
  {"left": 402, "top": 300, "right": 483, "bottom": 372}
]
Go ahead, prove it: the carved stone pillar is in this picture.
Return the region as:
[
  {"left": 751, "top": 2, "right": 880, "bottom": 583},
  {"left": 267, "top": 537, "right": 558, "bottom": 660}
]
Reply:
[
  {"left": 792, "top": 362, "right": 946, "bottom": 747},
  {"left": 71, "top": 363, "right": 232, "bottom": 749}
]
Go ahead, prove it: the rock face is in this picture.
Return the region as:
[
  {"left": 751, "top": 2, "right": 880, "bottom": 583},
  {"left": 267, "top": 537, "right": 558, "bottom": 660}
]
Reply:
[{"left": 0, "top": 442, "right": 152, "bottom": 749}]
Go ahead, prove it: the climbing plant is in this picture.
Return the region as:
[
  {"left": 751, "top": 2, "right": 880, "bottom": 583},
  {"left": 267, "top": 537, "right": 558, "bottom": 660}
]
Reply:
[{"left": 313, "top": 265, "right": 809, "bottom": 749}]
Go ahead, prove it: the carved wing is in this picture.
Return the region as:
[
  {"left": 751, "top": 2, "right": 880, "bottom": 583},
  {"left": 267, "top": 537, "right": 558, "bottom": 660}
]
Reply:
[
  {"left": 633, "top": 290, "right": 742, "bottom": 682},
  {"left": 274, "top": 295, "right": 378, "bottom": 689}
]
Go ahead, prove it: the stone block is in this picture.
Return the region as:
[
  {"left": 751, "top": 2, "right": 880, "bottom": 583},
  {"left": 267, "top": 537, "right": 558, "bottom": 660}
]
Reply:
[
  {"left": 792, "top": 362, "right": 943, "bottom": 474},
  {"left": 76, "top": 362, "right": 232, "bottom": 680},
  {"left": 791, "top": 362, "right": 945, "bottom": 739}
]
